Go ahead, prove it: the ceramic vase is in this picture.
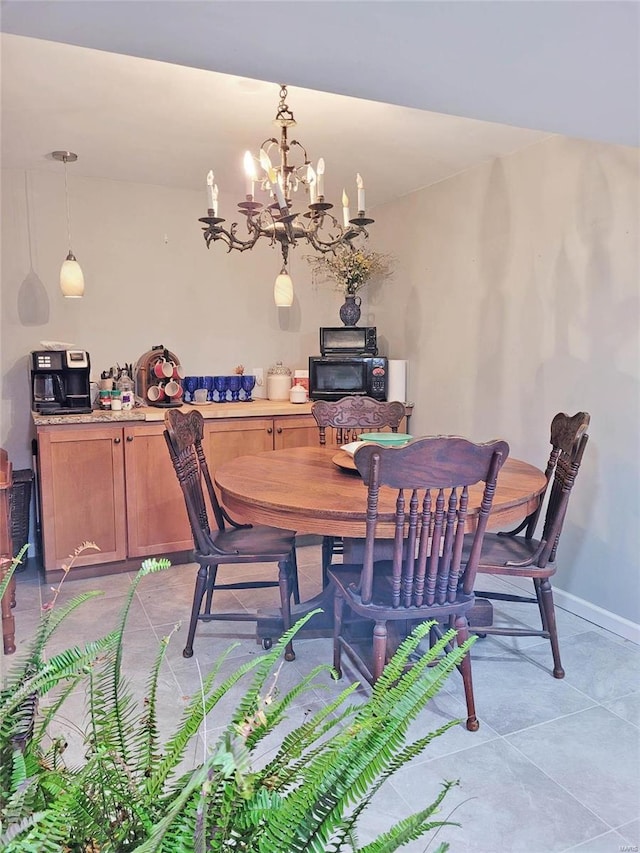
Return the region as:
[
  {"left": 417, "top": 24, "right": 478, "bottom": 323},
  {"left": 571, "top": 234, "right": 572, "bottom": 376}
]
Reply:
[{"left": 339, "top": 294, "right": 362, "bottom": 326}]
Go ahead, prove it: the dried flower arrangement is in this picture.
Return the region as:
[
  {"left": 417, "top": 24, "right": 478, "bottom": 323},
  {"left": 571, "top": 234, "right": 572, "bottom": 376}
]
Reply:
[{"left": 307, "top": 246, "right": 393, "bottom": 296}]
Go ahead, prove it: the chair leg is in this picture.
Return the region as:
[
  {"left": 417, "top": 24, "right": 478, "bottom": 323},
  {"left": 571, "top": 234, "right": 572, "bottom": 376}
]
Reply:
[
  {"left": 538, "top": 578, "right": 564, "bottom": 679},
  {"left": 453, "top": 615, "right": 479, "bottom": 732},
  {"left": 533, "top": 578, "right": 549, "bottom": 632},
  {"left": 203, "top": 564, "right": 219, "bottom": 616},
  {"left": 290, "top": 547, "right": 300, "bottom": 605},
  {"left": 183, "top": 563, "right": 210, "bottom": 658},
  {"left": 372, "top": 621, "right": 388, "bottom": 682},
  {"left": 333, "top": 587, "right": 344, "bottom": 679},
  {"left": 278, "top": 557, "right": 295, "bottom": 662},
  {"left": 322, "top": 536, "right": 335, "bottom": 588}
]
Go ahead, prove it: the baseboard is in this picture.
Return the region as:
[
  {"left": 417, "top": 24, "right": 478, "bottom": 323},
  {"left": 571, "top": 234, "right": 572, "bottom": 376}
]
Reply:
[{"left": 501, "top": 576, "right": 640, "bottom": 644}]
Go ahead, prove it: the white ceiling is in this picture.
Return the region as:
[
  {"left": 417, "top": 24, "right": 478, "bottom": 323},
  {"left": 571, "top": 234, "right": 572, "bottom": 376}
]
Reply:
[
  {"left": 1, "top": 0, "right": 638, "bottom": 146},
  {"left": 0, "top": 33, "right": 551, "bottom": 208},
  {"left": 0, "top": 1, "right": 637, "bottom": 209}
]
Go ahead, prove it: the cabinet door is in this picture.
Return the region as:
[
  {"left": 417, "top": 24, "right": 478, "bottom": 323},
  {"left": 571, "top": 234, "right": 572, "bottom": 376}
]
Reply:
[
  {"left": 38, "top": 426, "right": 127, "bottom": 570},
  {"left": 273, "top": 415, "right": 321, "bottom": 450},
  {"left": 124, "top": 424, "right": 193, "bottom": 559},
  {"left": 204, "top": 418, "right": 274, "bottom": 479}
]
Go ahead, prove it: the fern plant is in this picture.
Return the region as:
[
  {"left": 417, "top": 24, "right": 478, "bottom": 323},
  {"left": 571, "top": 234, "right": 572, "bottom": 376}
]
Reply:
[{"left": 0, "top": 547, "right": 473, "bottom": 852}]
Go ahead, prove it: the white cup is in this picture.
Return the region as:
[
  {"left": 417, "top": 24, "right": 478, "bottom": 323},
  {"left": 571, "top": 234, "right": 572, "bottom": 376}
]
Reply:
[
  {"left": 147, "top": 384, "right": 165, "bottom": 402},
  {"left": 152, "top": 358, "right": 174, "bottom": 379},
  {"left": 165, "top": 380, "right": 183, "bottom": 399},
  {"left": 194, "top": 388, "right": 208, "bottom": 404}
]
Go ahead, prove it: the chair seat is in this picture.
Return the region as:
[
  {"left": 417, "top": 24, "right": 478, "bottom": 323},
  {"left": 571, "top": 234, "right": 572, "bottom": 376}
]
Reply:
[
  {"left": 329, "top": 563, "right": 475, "bottom": 621},
  {"left": 464, "top": 533, "right": 556, "bottom": 578},
  {"left": 204, "top": 524, "right": 296, "bottom": 562}
]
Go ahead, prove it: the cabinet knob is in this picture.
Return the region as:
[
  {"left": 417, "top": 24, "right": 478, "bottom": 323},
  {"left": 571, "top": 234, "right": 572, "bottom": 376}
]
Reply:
[
  {"left": 267, "top": 427, "right": 273, "bottom": 434},
  {"left": 276, "top": 427, "right": 283, "bottom": 434},
  {"left": 126, "top": 435, "right": 134, "bottom": 442},
  {"left": 114, "top": 437, "right": 121, "bottom": 444}
]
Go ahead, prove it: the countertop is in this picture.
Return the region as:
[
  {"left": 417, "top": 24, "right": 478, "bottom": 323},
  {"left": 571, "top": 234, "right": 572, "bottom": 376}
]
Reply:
[{"left": 32, "top": 400, "right": 316, "bottom": 426}]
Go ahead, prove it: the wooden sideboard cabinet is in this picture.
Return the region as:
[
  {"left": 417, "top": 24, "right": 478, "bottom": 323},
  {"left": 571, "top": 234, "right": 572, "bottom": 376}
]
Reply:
[
  {"left": 36, "top": 411, "right": 324, "bottom": 579},
  {"left": 37, "top": 422, "right": 192, "bottom": 577},
  {"left": 36, "top": 406, "right": 411, "bottom": 579}
]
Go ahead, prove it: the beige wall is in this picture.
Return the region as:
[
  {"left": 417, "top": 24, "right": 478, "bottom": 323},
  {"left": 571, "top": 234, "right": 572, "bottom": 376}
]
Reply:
[
  {"left": 1, "top": 133, "right": 639, "bottom": 627},
  {"left": 0, "top": 168, "right": 342, "bottom": 466},
  {"left": 369, "top": 135, "right": 640, "bottom": 626}
]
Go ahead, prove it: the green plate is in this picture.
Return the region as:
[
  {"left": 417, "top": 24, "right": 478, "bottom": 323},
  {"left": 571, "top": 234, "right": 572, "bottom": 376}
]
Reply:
[{"left": 358, "top": 432, "right": 413, "bottom": 446}]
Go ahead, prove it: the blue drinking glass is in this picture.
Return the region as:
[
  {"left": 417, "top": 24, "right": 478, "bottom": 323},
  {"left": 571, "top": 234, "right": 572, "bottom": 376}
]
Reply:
[
  {"left": 202, "top": 376, "right": 214, "bottom": 401},
  {"left": 227, "top": 375, "right": 242, "bottom": 403},
  {"left": 184, "top": 376, "right": 198, "bottom": 403},
  {"left": 241, "top": 374, "right": 256, "bottom": 402},
  {"left": 213, "top": 375, "right": 228, "bottom": 402}
]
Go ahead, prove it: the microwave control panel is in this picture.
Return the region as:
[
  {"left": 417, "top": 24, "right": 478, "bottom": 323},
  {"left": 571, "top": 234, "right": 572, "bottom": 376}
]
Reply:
[{"left": 371, "top": 359, "right": 386, "bottom": 396}]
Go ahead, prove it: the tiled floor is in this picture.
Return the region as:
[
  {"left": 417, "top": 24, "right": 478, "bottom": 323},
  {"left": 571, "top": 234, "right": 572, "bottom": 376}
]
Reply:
[{"left": 7, "top": 544, "right": 640, "bottom": 853}]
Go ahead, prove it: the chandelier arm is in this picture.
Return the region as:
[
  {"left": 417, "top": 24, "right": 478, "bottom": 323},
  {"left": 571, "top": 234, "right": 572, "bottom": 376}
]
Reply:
[
  {"left": 306, "top": 226, "right": 370, "bottom": 254},
  {"left": 201, "top": 222, "right": 262, "bottom": 252},
  {"left": 289, "top": 140, "right": 309, "bottom": 164},
  {"left": 303, "top": 209, "right": 366, "bottom": 249}
]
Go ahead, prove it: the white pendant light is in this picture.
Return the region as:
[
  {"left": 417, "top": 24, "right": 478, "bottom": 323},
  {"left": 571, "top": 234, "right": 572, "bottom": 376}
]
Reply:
[
  {"left": 60, "top": 253, "right": 85, "bottom": 298},
  {"left": 52, "top": 151, "right": 85, "bottom": 298},
  {"left": 274, "top": 266, "right": 293, "bottom": 307}
]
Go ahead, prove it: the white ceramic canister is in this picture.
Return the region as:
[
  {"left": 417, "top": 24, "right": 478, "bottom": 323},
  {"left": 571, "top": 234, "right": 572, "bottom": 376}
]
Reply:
[
  {"left": 267, "top": 362, "right": 292, "bottom": 401},
  {"left": 289, "top": 383, "right": 308, "bottom": 403}
]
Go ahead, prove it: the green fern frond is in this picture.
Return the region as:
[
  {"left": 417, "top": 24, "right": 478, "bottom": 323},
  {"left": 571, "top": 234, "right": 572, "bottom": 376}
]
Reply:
[
  {"left": 147, "top": 609, "right": 320, "bottom": 803},
  {"left": 357, "top": 780, "right": 459, "bottom": 852},
  {"left": 253, "top": 640, "right": 467, "bottom": 853},
  {"left": 0, "top": 546, "right": 28, "bottom": 601},
  {"left": 257, "top": 685, "right": 362, "bottom": 790},
  {"left": 0, "top": 634, "right": 117, "bottom": 722},
  {"left": 240, "top": 662, "right": 335, "bottom": 751},
  {"left": 39, "top": 590, "right": 106, "bottom": 645},
  {"left": 107, "top": 557, "right": 172, "bottom": 765}
]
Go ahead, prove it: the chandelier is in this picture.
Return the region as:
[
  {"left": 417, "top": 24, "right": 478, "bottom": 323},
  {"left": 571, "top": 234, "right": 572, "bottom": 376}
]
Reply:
[{"left": 198, "top": 84, "right": 374, "bottom": 306}]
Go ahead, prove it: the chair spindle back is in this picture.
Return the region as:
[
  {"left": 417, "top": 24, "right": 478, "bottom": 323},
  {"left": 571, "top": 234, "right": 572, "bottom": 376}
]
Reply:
[
  {"left": 312, "top": 397, "right": 406, "bottom": 446},
  {"left": 354, "top": 436, "right": 509, "bottom": 609}
]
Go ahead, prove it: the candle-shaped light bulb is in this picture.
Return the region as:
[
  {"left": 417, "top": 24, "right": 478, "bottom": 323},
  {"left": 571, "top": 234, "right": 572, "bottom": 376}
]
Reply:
[
  {"left": 316, "top": 157, "right": 325, "bottom": 198},
  {"left": 243, "top": 151, "right": 257, "bottom": 198},
  {"left": 356, "top": 173, "right": 365, "bottom": 212},
  {"left": 342, "top": 188, "right": 350, "bottom": 227},
  {"left": 268, "top": 168, "right": 287, "bottom": 209},
  {"left": 212, "top": 183, "right": 219, "bottom": 217},
  {"left": 307, "top": 164, "right": 317, "bottom": 205},
  {"left": 259, "top": 148, "right": 273, "bottom": 177},
  {"left": 206, "top": 170, "right": 215, "bottom": 210}
]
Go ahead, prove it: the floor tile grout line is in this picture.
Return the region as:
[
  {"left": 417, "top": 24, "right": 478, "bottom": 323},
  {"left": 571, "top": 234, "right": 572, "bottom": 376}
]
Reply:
[
  {"left": 559, "top": 827, "right": 624, "bottom": 852},
  {"left": 502, "top": 702, "right": 632, "bottom": 739},
  {"left": 505, "top": 735, "right": 618, "bottom": 836}
]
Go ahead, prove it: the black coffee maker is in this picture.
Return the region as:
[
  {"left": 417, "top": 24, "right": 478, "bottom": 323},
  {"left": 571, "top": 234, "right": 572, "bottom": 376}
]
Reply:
[{"left": 31, "top": 349, "right": 92, "bottom": 414}]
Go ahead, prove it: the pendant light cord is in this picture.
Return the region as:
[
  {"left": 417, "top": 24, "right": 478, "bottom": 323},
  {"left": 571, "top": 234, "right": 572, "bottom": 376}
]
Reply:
[{"left": 63, "top": 156, "right": 73, "bottom": 253}]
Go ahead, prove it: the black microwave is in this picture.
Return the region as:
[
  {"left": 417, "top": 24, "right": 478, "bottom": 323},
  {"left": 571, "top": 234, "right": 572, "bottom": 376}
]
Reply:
[
  {"left": 308, "top": 356, "right": 388, "bottom": 402},
  {"left": 320, "top": 326, "right": 377, "bottom": 356}
]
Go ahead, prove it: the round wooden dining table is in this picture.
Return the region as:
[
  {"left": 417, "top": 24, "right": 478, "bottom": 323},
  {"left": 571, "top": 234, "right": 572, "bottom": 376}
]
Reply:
[
  {"left": 215, "top": 445, "right": 547, "bottom": 644},
  {"left": 215, "top": 445, "right": 547, "bottom": 539}
]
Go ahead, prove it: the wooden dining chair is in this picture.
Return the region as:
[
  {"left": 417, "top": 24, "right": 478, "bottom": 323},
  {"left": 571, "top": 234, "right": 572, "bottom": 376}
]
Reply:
[
  {"left": 469, "top": 411, "right": 590, "bottom": 678},
  {"left": 330, "top": 435, "right": 509, "bottom": 731},
  {"left": 164, "top": 409, "right": 299, "bottom": 661},
  {"left": 311, "top": 396, "right": 407, "bottom": 581}
]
